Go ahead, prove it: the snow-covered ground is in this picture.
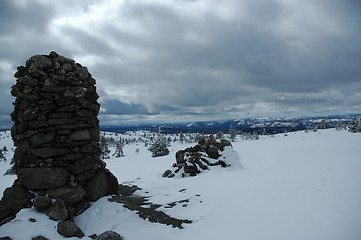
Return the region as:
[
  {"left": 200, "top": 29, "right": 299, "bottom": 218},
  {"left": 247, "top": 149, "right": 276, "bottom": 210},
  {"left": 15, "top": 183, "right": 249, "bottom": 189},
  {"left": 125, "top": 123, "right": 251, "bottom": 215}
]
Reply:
[{"left": 1, "top": 129, "right": 361, "bottom": 240}]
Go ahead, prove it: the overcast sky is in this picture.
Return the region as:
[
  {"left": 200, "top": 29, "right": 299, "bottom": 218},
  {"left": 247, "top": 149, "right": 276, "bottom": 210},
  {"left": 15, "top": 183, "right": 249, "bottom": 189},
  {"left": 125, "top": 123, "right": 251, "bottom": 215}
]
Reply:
[{"left": 1, "top": 0, "right": 360, "bottom": 128}]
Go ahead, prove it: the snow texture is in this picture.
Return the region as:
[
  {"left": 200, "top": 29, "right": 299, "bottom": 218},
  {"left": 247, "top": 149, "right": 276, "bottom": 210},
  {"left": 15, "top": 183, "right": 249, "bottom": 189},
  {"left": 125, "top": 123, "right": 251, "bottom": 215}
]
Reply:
[{"left": 0, "top": 129, "right": 361, "bottom": 240}]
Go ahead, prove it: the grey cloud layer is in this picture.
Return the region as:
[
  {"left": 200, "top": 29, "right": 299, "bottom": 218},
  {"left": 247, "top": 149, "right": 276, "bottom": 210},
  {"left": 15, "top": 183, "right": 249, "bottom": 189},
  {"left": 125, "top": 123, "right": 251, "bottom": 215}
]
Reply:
[{"left": 0, "top": 0, "right": 360, "bottom": 127}]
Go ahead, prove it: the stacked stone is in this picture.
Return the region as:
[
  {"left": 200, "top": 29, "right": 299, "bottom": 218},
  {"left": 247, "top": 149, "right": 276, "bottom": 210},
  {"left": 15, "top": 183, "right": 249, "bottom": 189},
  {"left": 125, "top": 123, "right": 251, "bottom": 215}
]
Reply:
[
  {"left": 162, "top": 134, "right": 233, "bottom": 178},
  {"left": 6, "top": 52, "right": 118, "bottom": 226}
]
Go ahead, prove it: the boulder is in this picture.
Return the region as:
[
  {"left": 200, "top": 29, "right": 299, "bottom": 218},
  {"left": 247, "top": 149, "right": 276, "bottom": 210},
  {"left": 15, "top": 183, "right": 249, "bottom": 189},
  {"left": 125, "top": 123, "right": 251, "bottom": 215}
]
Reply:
[
  {"left": 162, "top": 170, "right": 172, "bottom": 178},
  {"left": 57, "top": 220, "right": 84, "bottom": 238},
  {"left": 0, "top": 185, "right": 35, "bottom": 224},
  {"left": 47, "top": 185, "right": 86, "bottom": 204},
  {"left": 17, "top": 168, "right": 69, "bottom": 190},
  {"left": 220, "top": 139, "right": 232, "bottom": 148},
  {"left": 72, "top": 200, "right": 91, "bottom": 216},
  {"left": 33, "top": 196, "right": 52, "bottom": 213},
  {"left": 45, "top": 200, "right": 68, "bottom": 221},
  {"left": 29, "top": 55, "right": 53, "bottom": 69},
  {"left": 84, "top": 171, "right": 108, "bottom": 201},
  {"left": 105, "top": 171, "right": 119, "bottom": 196},
  {"left": 206, "top": 146, "right": 220, "bottom": 159},
  {"left": 32, "top": 236, "right": 49, "bottom": 240},
  {"left": 95, "top": 231, "right": 123, "bottom": 240}
]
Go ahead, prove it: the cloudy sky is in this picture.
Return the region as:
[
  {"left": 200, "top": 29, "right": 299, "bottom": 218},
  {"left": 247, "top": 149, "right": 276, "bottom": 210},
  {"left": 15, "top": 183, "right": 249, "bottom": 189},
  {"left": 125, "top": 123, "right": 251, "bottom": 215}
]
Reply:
[{"left": 1, "top": 0, "right": 360, "bottom": 128}]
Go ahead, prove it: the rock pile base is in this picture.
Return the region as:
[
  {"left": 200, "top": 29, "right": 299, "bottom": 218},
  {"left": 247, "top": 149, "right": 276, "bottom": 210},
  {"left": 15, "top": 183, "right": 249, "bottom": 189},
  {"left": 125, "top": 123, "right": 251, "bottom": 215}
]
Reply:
[{"left": 163, "top": 134, "right": 237, "bottom": 177}]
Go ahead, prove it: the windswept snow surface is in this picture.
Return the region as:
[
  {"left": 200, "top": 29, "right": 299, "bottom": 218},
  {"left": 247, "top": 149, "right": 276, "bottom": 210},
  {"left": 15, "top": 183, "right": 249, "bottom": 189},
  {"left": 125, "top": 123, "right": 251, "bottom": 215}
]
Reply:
[{"left": 1, "top": 129, "right": 361, "bottom": 240}]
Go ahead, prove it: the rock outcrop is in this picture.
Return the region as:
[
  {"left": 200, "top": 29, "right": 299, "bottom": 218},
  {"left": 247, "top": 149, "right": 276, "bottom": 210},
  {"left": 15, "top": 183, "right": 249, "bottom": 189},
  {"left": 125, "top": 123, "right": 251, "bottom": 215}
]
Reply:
[
  {"left": 163, "top": 134, "right": 238, "bottom": 177},
  {"left": 0, "top": 52, "right": 119, "bottom": 237}
]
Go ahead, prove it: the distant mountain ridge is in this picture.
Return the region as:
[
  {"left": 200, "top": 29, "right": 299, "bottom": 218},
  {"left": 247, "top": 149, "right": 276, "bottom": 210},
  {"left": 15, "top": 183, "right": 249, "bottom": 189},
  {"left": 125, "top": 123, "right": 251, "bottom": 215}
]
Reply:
[{"left": 100, "top": 114, "right": 361, "bottom": 134}]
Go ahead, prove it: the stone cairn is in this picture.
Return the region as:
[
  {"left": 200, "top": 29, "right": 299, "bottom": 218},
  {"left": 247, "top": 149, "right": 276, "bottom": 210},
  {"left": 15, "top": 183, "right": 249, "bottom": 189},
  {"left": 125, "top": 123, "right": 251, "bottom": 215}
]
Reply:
[
  {"left": 162, "top": 134, "right": 234, "bottom": 178},
  {"left": 0, "top": 52, "right": 119, "bottom": 238}
]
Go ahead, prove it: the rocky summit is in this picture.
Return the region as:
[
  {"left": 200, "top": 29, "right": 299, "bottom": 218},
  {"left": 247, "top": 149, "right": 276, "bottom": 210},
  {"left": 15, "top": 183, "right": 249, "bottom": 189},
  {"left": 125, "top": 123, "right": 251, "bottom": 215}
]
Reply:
[{"left": 0, "top": 52, "right": 120, "bottom": 237}]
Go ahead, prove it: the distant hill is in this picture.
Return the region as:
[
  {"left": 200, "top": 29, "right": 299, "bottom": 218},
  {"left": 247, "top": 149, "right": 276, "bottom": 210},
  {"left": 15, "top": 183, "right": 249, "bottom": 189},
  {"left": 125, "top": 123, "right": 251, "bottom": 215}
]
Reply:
[{"left": 100, "top": 114, "right": 361, "bottom": 134}]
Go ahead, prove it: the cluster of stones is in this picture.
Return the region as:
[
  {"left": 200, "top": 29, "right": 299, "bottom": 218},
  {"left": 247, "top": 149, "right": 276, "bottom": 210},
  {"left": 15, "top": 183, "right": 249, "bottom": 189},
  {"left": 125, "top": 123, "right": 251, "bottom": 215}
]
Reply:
[
  {"left": 163, "top": 134, "right": 233, "bottom": 178},
  {"left": 0, "top": 52, "right": 119, "bottom": 238}
]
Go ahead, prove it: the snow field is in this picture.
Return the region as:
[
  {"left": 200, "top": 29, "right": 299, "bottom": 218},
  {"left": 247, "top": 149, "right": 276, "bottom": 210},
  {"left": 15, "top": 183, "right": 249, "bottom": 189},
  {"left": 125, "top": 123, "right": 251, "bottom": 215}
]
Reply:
[{"left": 0, "top": 129, "right": 360, "bottom": 240}]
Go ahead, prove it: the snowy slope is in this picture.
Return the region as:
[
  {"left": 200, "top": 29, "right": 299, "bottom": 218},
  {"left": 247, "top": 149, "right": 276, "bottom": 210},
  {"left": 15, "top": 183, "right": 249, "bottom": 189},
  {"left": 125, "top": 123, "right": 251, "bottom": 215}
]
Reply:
[{"left": 0, "top": 129, "right": 361, "bottom": 240}]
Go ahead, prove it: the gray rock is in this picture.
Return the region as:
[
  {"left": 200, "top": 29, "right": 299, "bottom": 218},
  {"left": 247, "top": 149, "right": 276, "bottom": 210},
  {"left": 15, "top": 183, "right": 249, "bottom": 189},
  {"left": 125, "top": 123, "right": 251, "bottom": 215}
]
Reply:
[
  {"left": 32, "top": 148, "right": 70, "bottom": 158},
  {"left": 56, "top": 104, "right": 79, "bottom": 112},
  {"left": 62, "top": 63, "right": 73, "bottom": 72},
  {"left": 162, "top": 170, "right": 172, "bottom": 178},
  {"left": 29, "top": 131, "right": 56, "bottom": 147},
  {"left": 67, "top": 156, "right": 93, "bottom": 174},
  {"left": 48, "top": 118, "right": 77, "bottom": 125},
  {"left": 42, "top": 86, "right": 66, "bottom": 93},
  {"left": 17, "top": 92, "right": 41, "bottom": 101},
  {"left": 18, "top": 76, "right": 39, "bottom": 87},
  {"left": 84, "top": 171, "right": 108, "bottom": 201},
  {"left": 17, "top": 168, "right": 69, "bottom": 190},
  {"left": 45, "top": 200, "right": 68, "bottom": 221},
  {"left": 220, "top": 139, "right": 232, "bottom": 148},
  {"left": 32, "top": 236, "right": 49, "bottom": 240},
  {"left": 0, "top": 186, "right": 35, "bottom": 223},
  {"left": 206, "top": 146, "right": 220, "bottom": 159},
  {"left": 75, "top": 169, "right": 95, "bottom": 181},
  {"left": 72, "top": 200, "right": 91, "bottom": 216},
  {"left": 29, "top": 55, "right": 53, "bottom": 69},
  {"left": 106, "top": 171, "right": 119, "bottom": 196},
  {"left": 54, "top": 152, "right": 82, "bottom": 162},
  {"left": 57, "top": 220, "right": 84, "bottom": 238},
  {"left": 95, "top": 231, "right": 123, "bottom": 240},
  {"left": 33, "top": 196, "right": 52, "bottom": 213},
  {"left": 29, "top": 120, "right": 48, "bottom": 129},
  {"left": 69, "top": 129, "right": 91, "bottom": 141},
  {"left": 47, "top": 185, "right": 85, "bottom": 204},
  {"left": 80, "top": 142, "right": 96, "bottom": 153}
]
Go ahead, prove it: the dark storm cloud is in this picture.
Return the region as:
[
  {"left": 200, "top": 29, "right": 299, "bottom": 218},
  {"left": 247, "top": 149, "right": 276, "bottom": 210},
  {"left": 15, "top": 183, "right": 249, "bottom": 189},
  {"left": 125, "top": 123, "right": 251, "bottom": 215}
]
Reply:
[
  {"left": 0, "top": 0, "right": 360, "bottom": 128},
  {"left": 101, "top": 99, "right": 150, "bottom": 115}
]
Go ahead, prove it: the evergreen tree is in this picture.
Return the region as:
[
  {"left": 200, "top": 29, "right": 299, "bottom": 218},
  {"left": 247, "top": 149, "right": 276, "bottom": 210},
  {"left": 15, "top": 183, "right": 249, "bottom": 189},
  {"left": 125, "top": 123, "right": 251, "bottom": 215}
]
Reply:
[
  {"left": 148, "top": 133, "right": 170, "bottom": 157},
  {"left": 179, "top": 133, "right": 185, "bottom": 144},
  {"left": 349, "top": 117, "right": 361, "bottom": 133},
  {"left": 229, "top": 129, "right": 237, "bottom": 142},
  {"left": 100, "top": 135, "right": 110, "bottom": 159},
  {"left": 4, "top": 158, "right": 16, "bottom": 175},
  {"left": 0, "top": 149, "right": 5, "bottom": 161},
  {"left": 335, "top": 119, "right": 343, "bottom": 131},
  {"left": 113, "top": 141, "right": 124, "bottom": 158},
  {"left": 216, "top": 131, "right": 223, "bottom": 139},
  {"left": 320, "top": 119, "right": 328, "bottom": 129}
]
